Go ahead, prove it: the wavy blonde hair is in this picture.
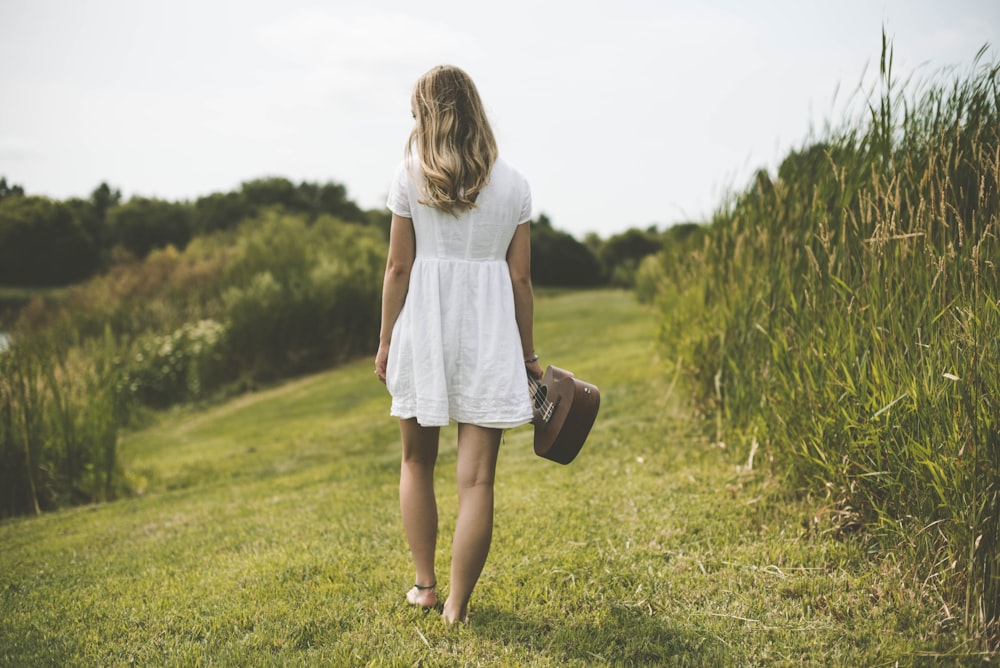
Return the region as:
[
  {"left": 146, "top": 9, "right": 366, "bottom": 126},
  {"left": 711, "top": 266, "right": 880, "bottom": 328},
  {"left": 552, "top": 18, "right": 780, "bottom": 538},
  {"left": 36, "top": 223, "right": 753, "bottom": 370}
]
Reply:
[{"left": 407, "top": 65, "right": 498, "bottom": 214}]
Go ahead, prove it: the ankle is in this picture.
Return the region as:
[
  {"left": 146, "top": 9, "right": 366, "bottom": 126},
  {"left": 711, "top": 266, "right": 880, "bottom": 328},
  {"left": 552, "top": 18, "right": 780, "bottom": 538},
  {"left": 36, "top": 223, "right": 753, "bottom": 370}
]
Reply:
[
  {"left": 442, "top": 598, "right": 468, "bottom": 624},
  {"left": 407, "top": 583, "right": 438, "bottom": 608}
]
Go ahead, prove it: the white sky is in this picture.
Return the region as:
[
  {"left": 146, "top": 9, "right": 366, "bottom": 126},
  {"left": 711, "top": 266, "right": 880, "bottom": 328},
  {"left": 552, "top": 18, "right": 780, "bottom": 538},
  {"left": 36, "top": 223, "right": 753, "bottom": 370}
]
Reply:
[{"left": 1, "top": 0, "right": 998, "bottom": 238}]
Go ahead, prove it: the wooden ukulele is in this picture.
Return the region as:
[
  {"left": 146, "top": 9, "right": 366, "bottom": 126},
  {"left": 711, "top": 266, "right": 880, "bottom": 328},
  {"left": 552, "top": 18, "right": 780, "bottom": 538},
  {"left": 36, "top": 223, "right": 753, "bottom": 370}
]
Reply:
[{"left": 528, "top": 365, "right": 600, "bottom": 464}]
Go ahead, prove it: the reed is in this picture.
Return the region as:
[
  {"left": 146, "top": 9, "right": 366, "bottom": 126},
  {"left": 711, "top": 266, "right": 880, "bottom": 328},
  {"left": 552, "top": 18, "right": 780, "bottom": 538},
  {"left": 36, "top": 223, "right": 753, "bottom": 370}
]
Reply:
[
  {"left": 0, "top": 327, "right": 126, "bottom": 516},
  {"left": 652, "top": 37, "right": 999, "bottom": 644}
]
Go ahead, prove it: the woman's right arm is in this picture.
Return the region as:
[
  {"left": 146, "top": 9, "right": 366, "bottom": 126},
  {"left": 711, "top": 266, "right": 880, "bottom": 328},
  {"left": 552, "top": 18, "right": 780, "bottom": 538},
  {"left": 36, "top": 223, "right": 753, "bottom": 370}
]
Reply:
[
  {"left": 507, "top": 222, "right": 543, "bottom": 379},
  {"left": 375, "top": 213, "right": 416, "bottom": 383}
]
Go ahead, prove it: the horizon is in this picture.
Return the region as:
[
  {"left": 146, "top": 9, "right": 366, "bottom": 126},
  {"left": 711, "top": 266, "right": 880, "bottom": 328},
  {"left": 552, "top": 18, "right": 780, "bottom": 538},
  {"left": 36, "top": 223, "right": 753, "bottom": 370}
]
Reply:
[{"left": 1, "top": 0, "right": 998, "bottom": 237}]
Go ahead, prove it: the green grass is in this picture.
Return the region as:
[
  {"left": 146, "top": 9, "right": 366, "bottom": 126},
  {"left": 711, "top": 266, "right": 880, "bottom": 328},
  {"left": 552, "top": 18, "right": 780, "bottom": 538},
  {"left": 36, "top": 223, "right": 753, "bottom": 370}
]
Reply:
[{"left": 0, "top": 290, "right": 989, "bottom": 665}]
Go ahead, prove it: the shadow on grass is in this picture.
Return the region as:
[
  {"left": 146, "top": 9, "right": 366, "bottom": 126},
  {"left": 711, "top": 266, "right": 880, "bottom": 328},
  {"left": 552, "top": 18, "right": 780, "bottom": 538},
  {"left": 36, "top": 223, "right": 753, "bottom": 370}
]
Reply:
[{"left": 470, "top": 603, "right": 715, "bottom": 664}]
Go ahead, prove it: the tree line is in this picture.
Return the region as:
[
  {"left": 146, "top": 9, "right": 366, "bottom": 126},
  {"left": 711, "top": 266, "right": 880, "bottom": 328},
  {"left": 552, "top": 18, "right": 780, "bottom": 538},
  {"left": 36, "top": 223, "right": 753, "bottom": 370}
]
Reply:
[
  {"left": 0, "top": 176, "right": 372, "bottom": 287},
  {"left": 0, "top": 175, "right": 691, "bottom": 295}
]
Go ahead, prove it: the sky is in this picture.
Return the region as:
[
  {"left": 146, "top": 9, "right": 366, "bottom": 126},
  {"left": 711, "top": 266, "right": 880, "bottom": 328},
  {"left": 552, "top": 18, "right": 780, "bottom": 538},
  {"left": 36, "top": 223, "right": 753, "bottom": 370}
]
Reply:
[{"left": 1, "top": 1, "right": 998, "bottom": 238}]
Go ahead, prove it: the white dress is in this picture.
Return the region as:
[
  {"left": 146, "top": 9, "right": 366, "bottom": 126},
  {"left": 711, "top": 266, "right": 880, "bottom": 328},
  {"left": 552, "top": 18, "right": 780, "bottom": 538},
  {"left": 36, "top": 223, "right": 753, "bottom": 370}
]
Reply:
[{"left": 385, "top": 156, "right": 534, "bottom": 428}]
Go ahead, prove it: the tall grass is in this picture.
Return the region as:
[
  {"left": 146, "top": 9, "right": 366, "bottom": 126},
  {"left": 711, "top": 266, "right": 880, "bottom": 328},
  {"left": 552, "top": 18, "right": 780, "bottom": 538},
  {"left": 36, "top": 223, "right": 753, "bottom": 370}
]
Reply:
[
  {"left": 651, "top": 38, "right": 999, "bottom": 643},
  {"left": 0, "top": 328, "right": 126, "bottom": 516}
]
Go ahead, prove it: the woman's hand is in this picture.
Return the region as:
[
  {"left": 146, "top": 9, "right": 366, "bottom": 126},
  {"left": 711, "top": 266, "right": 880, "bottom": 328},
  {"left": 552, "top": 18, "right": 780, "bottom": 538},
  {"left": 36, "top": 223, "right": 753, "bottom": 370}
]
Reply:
[
  {"left": 375, "top": 342, "right": 389, "bottom": 384},
  {"left": 525, "top": 359, "right": 543, "bottom": 380}
]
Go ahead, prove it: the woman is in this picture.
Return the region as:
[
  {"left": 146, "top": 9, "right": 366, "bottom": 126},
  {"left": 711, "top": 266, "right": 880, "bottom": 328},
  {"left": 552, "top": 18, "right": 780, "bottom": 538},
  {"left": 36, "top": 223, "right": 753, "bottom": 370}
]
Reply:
[{"left": 375, "top": 65, "right": 543, "bottom": 624}]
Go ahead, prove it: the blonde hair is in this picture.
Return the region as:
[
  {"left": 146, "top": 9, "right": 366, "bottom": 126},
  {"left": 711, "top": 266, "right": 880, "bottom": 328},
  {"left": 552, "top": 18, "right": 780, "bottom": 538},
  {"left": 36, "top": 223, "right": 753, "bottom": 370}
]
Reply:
[{"left": 407, "top": 65, "right": 498, "bottom": 214}]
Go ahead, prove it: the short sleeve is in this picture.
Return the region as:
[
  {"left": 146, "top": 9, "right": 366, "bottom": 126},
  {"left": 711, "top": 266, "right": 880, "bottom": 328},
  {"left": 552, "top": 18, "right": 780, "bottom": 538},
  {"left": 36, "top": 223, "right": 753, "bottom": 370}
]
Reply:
[
  {"left": 518, "top": 175, "right": 532, "bottom": 224},
  {"left": 386, "top": 161, "right": 411, "bottom": 218}
]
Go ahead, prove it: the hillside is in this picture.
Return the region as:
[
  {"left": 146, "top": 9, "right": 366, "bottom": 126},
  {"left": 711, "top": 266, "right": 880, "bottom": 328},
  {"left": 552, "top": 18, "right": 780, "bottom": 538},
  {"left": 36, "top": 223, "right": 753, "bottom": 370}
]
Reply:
[{"left": 0, "top": 290, "right": 988, "bottom": 665}]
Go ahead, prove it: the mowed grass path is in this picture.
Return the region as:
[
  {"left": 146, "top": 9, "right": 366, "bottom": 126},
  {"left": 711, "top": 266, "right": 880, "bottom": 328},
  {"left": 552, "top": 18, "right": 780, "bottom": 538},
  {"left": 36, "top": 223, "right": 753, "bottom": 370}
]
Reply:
[{"left": 0, "top": 290, "right": 969, "bottom": 665}]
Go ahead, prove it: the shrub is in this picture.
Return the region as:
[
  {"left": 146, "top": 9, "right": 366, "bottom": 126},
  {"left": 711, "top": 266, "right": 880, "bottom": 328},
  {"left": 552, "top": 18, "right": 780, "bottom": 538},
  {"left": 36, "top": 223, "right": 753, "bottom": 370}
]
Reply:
[
  {"left": 124, "top": 319, "right": 229, "bottom": 407},
  {"left": 222, "top": 212, "right": 385, "bottom": 380}
]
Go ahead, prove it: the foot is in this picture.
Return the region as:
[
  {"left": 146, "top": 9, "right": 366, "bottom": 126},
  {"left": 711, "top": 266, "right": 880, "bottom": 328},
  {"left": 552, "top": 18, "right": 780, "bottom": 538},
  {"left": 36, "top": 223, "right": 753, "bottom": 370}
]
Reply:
[
  {"left": 406, "top": 583, "right": 437, "bottom": 608},
  {"left": 441, "top": 598, "right": 468, "bottom": 625}
]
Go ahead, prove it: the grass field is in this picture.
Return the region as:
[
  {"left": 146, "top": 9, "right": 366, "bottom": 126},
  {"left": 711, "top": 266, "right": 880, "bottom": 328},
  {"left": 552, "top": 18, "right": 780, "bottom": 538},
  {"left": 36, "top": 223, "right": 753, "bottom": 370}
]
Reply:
[{"left": 0, "top": 290, "right": 988, "bottom": 666}]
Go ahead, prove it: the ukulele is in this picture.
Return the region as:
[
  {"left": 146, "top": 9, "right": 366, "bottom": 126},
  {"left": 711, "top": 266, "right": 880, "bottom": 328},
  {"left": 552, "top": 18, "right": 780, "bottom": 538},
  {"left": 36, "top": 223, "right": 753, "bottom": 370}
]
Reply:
[{"left": 528, "top": 365, "right": 600, "bottom": 464}]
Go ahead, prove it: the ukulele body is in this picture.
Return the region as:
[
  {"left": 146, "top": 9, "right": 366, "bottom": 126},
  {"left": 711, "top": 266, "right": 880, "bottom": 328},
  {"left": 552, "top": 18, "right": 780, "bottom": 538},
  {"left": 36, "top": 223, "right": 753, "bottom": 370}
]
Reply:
[{"left": 531, "top": 365, "right": 600, "bottom": 464}]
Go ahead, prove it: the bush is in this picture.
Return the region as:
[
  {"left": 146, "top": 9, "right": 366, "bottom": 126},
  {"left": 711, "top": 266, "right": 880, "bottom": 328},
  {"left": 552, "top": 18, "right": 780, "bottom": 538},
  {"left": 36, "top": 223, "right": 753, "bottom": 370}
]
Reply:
[
  {"left": 222, "top": 212, "right": 384, "bottom": 380},
  {"left": 124, "top": 319, "right": 228, "bottom": 407}
]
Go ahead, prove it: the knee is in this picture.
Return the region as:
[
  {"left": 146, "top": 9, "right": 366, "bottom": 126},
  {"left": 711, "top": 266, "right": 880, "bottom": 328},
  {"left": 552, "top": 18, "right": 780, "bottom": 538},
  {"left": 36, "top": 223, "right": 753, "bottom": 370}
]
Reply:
[
  {"left": 402, "top": 449, "right": 437, "bottom": 469},
  {"left": 457, "top": 471, "right": 495, "bottom": 491}
]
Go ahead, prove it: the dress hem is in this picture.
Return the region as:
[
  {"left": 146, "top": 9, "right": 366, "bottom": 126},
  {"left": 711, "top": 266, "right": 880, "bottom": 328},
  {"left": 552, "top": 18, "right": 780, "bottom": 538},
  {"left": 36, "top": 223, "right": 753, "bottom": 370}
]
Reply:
[{"left": 390, "top": 407, "right": 533, "bottom": 430}]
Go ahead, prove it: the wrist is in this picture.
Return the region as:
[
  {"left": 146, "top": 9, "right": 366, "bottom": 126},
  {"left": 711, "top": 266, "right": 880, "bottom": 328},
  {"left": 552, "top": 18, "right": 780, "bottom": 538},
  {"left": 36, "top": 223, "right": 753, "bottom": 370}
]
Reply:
[{"left": 524, "top": 353, "right": 539, "bottom": 364}]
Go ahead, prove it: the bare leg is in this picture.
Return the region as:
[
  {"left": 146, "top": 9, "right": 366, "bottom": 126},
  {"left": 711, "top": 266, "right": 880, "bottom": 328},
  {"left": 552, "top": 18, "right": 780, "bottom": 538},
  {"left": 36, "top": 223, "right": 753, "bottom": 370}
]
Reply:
[
  {"left": 442, "top": 423, "right": 502, "bottom": 624},
  {"left": 399, "top": 418, "right": 440, "bottom": 607}
]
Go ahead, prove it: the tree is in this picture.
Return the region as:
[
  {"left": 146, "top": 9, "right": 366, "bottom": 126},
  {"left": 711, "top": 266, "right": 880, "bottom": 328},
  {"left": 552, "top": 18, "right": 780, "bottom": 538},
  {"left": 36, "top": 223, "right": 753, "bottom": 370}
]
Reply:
[
  {"left": 237, "top": 177, "right": 367, "bottom": 225},
  {"left": 0, "top": 196, "right": 101, "bottom": 285},
  {"left": 59, "top": 183, "right": 122, "bottom": 266},
  {"left": 298, "top": 181, "right": 366, "bottom": 222},
  {"left": 529, "top": 214, "right": 603, "bottom": 287},
  {"left": 240, "top": 177, "right": 298, "bottom": 211},
  {"left": 598, "top": 227, "right": 664, "bottom": 286},
  {"left": 193, "top": 191, "right": 249, "bottom": 234},
  {"left": 108, "top": 197, "right": 193, "bottom": 258},
  {"left": 0, "top": 177, "right": 25, "bottom": 201},
  {"left": 90, "top": 182, "right": 121, "bottom": 220}
]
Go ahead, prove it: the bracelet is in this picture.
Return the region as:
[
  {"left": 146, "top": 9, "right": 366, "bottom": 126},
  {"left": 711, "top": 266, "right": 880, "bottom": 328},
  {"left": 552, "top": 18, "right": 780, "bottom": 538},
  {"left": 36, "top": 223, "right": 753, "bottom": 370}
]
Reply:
[{"left": 524, "top": 354, "right": 539, "bottom": 364}]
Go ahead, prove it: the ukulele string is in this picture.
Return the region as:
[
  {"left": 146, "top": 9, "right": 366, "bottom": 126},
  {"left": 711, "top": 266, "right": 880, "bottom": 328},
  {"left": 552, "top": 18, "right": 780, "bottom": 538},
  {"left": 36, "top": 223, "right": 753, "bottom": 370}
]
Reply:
[{"left": 528, "top": 376, "right": 556, "bottom": 420}]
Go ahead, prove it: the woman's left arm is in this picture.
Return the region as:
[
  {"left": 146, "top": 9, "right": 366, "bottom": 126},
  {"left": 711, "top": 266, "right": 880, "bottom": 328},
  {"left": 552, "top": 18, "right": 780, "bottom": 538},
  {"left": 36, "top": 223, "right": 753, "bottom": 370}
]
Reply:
[{"left": 375, "top": 213, "right": 416, "bottom": 383}]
